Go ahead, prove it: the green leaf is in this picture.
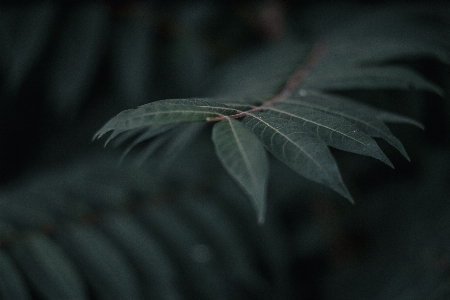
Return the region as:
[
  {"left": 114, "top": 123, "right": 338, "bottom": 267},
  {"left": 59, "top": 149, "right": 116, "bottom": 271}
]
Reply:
[
  {"left": 209, "top": 38, "right": 308, "bottom": 101},
  {"left": 284, "top": 91, "right": 417, "bottom": 160},
  {"left": 10, "top": 233, "right": 88, "bottom": 300},
  {"left": 56, "top": 225, "right": 142, "bottom": 300},
  {"left": 116, "top": 125, "right": 177, "bottom": 163},
  {"left": 301, "top": 66, "right": 444, "bottom": 95},
  {"left": 47, "top": 3, "right": 109, "bottom": 118},
  {"left": 242, "top": 111, "right": 353, "bottom": 202},
  {"left": 94, "top": 99, "right": 239, "bottom": 140},
  {"left": 376, "top": 111, "right": 424, "bottom": 129},
  {"left": 134, "top": 123, "right": 205, "bottom": 169},
  {"left": 93, "top": 6, "right": 448, "bottom": 224},
  {"left": 138, "top": 206, "right": 230, "bottom": 300},
  {"left": 100, "top": 214, "right": 182, "bottom": 299},
  {"left": 176, "top": 199, "right": 271, "bottom": 297},
  {"left": 106, "top": 124, "right": 176, "bottom": 147},
  {"left": 212, "top": 119, "right": 269, "bottom": 223},
  {"left": 0, "top": 249, "right": 31, "bottom": 300},
  {"left": 323, "top": 38, "right": 450, "bottom": 66},
  {"left": 266, "top": 103, "right": 393, "bottom": 167}
]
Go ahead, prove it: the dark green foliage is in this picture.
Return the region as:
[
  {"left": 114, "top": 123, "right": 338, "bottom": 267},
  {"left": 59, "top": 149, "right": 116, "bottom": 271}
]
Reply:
[
  {"left": 0, "top": 249, "right": 31, "bottom": 300},
  {"left": 95, "top": 9, "right": 448, "bottom": 221},
  {"left": 212, "top": 118, "right": 269, "bottom": 222},
  {"left": 1, "top": 2, "right": 450, "bottom": 300},
  {"left": 10, "top": 233, "right": 88, "bottom": 300},
  {"left": 46, "top": 3, "right": 109, "bottom": 117},
  {"left": 0, "top": 156, "right": 291, "bottom": 299}
]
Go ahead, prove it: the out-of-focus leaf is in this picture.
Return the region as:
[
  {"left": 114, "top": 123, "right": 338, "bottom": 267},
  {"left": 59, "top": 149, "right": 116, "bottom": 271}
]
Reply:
[
  {"left": 0, "top": 3, "right": 57, "bottom": 92},
  {"left": 318, "top": 34, "right": 450, "bottom": 66},
  {"left": 100, "top": 214, "right": 183, "bottom": 300},
  {"left": 0, "top": 250, "right": 31, "bottom": 300},
  {"left": 114, "top": 125, "right": 176, "bottom": 162},
  {"left": 10, "top": 233, "right": 88, "bottom": 300},
  {"left": 111, "top": 9, "right": 153, "bottom": 107},
  {"left": 138, "top": 205, "right": 229, "bottom": 300},
  {"left": 209, "top": 38, "right": 308, "bottom": 101},
  {"left": 177, "top": 198, "right": 271, "bottom": 298},
  {"left": 135, "top": 123, "right": 205, "bottom": 168},
  {"left": 56, "top": 225, "right": 142, "bottom": 300},
  {"left": 0, "top": 198, "right": 55, "bottom": 229},
  {"left": 300, "top": 66, "right": 444, "bottom": 95},
  {"left": 46, "top": 3, "right": 109, "bottom": 117}
]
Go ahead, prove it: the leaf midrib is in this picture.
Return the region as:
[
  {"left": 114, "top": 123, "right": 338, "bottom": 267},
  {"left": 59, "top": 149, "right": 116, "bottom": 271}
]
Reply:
[
  {"left": 122, "top": 108, "right": 231, "bottom": 120},
  {"left": 267, "top": 106, "right": 372, "bottom": 148},
  {"left": 227, "top": 119, "right": 259, "bottom": 189},
  {"left": 283, "top": 98, "right": 379, "bottom": 133},
  {"left": 246, "top": 113, "right": 334, "bottom": 183}
]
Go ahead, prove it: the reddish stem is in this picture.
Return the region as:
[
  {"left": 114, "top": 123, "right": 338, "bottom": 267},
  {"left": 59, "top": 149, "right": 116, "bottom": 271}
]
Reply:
[{"left": 207, "top": 42, "right": 326, "bottom": 122}]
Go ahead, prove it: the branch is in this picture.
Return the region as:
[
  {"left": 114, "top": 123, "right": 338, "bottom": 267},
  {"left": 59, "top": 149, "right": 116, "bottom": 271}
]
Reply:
[{"left": 207, "top": 42, "right": 327, "bottom": 122}]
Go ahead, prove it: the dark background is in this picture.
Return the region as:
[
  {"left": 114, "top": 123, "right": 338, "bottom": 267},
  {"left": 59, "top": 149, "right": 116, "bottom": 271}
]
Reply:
[{"left": 0, "top": 1, "right": 449, "bottom": 299}]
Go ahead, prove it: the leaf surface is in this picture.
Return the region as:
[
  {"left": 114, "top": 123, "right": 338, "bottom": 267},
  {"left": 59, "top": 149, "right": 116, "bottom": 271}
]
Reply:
[
  {"left": 10, "top": 234, "right": 88, "bottom": 300},
  {"left": 0, "top": 249, "right": 32, "bottom": 300},
  {"left": 284, "top": 91, "right": 418, "bottom": 160},
  {"left": 212, "top": 119, "right": 269, "bottom": 222},
  {"left": 94, "top": 99, "right": 239, "bottom": 140},
  {"left": 301, "top": 66, "right": 444, "bottom": 95},
  {"left": 135, "top": 123, "right": 205, "bottom": 169},
  {"left": 266, "top": 103, "right": 393, "bottom": 167},
  {"left": 242, "top": 111, "right": 353, "bottom": 202},
  {"left": 57, "top": 225, "right": 142, "bottom": 300},
  {"left": 321, "top": 38, "right": 450, "bottom": 66},
  {"left": 115, "top": 125, "right": 176, "bottom": 162}
]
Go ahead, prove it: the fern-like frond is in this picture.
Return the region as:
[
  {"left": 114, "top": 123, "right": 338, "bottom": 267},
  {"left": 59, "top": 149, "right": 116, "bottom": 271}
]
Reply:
[{"left": 1, "top": 156, "right": 288, "bottom": 299}]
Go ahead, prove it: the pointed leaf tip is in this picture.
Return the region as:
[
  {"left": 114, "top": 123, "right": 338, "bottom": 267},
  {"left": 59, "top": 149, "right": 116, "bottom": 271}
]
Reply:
[
  {"left": 378, "top": 111, "right": 425, "bottom": 130},
  {"left": 268, "top": 103, "right": 395, "bottom": 168},
  {"left": 289, "top": 92, "right": 416, "bottom": 162},
  {"left": 242, "top": 112, "right": 352, "bottom": 201},
  {"left": 93, "top": 98, "right": 240, "bottom": 143},
  {"left": 348, "top": 197, "right": 355, "bottom": 205}
]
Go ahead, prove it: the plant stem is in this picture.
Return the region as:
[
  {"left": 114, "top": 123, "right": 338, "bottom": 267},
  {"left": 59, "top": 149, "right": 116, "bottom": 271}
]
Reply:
[{"left": 207, "top": 42, "right": 326, "bottom": 122}]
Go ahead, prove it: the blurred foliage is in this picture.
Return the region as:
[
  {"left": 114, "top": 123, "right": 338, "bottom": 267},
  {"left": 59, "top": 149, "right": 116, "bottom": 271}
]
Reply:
[{"left": 0, "top": 1, "right": 449, "bottom": 299}]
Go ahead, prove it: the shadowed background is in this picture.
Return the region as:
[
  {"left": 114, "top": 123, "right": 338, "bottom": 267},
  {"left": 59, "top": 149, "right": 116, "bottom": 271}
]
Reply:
[{"left": 0, "top": 1, "right": 449, "bottom": 299}]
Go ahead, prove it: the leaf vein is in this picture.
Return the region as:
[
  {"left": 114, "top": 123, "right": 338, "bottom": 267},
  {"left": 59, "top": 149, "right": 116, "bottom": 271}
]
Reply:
[
  {"left": 246, "top": 113, "right": 330, "bottom": 180},
  {"left": 267, "top": 106, "right": 371, "bottom": 148}
]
